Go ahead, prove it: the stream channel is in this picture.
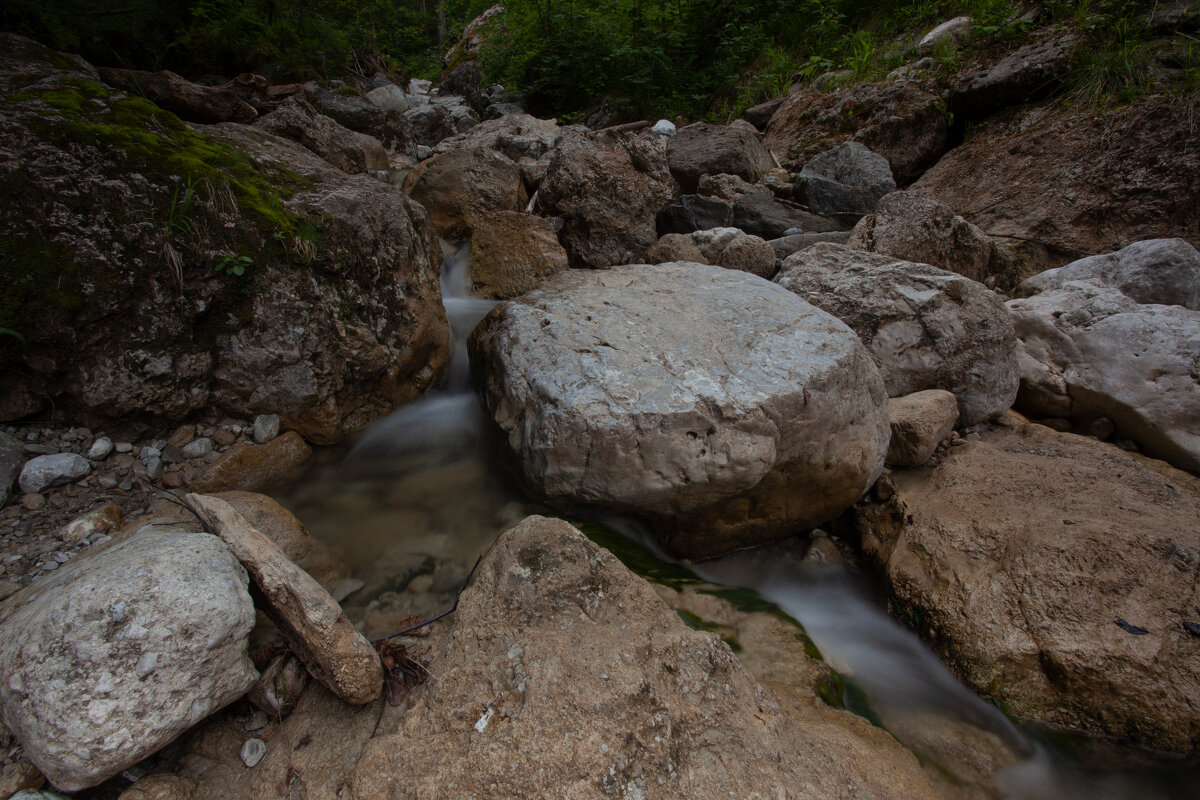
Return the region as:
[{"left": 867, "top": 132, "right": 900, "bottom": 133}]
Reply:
[{"left": 277, "top": 245, "right": 1197, "bottom": 799}]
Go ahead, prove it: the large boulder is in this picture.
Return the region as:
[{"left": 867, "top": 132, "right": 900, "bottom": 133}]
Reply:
[
  {"left": 303, "top": 82, "right": 417, "bottom": 158},
  {"left": 731, "top": 192, "right": 844, "bottom": 239},
  {"left": 469, "top": 263, "right": 890, "bottom": 558},
  {"left": 253, "top": 96, "right": 388, "bottom": 175},
  {"left": 0, "top": 38, "right": 449, "bottom": 443},
  {"left": 655, "top": 193, "right": 733, "bottom": 235},
  {"left": 1007, "top": 239, "right": 1200, "bottom": 471},
  {"left": 665, "top": 122, "right": 775, "bottom": 192},
  {"left": 402, "top": 146, "right": 527, "bottom": 241},
  {"left": 431, "top": 113, "right": 561, "bottom": 161},
  {"left": 96, "top": 68, "right": 263, "bottom": 124},
  {"left": 776, "top": 243, "right": 1018, "bottom": 424},
  {"left": 794, "top": 141, "right": 896, "bottom": 217},
  {"left": 467, "top": 211, "right": 569, "bottom": 299},
  {"left": 948, "top": 33, "right": 1075, "bottom": 120},
  {"left": 853, "top": 418, "right": 1200, "bottom": 755},
  {"left": 686, "top": 228, "right": 776, "bottom": 278},
  {"left": 764, "top": 82, "right": 949, "bottom": 184},
  {"left": 0, "top": 526, "right": 257, "bottom": 791},
  {"left": 847, "top": 191, "right": 994, "bottom": 284},
  {"left": 402, "top": 98, "right": 479, "bottom": 148},
  {"left": 912, "top": 98, "right": 1200, "bottom": 271},
  {"left": 352, "top": 516, "right": 939, "bottom": 799},
  {"left": 537, "top": 129, "right": 675, "bottom": 268}
]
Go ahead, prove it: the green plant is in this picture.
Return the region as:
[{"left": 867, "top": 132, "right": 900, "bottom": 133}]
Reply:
[
  {"left": 0, "top": 327, "right": 26, "bottom": 344},
  {"left": 215, "top": 254, "right": 252, "bottom": 276}
]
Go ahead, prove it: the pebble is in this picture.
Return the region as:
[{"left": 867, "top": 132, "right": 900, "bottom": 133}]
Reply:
[
  {"left": 145, "top": 457, "right": 164, "bottom": 481},
  {"left": 21, "top": 494, "right": 45, "bottom": 511},
  {"left": 240, "top": 738, "right": 267, "bottom": 768},
  {"left": 115, "top": 442, "right": 133, "bottom": 453},
  {"left": 182, "top": 437, "right": 214, "bottom": 459},
  {"left": 139, "top": 445, "right": 161, "bottom": 462},
  {"left": 162, "top": 472, "right": 185, "bottom": 489},
  {"left": 87, "top": 437, "right": 114, "bottom": 460},
  {"left": 40, "top": 561, "right": 58, "bottom": 572},
  {"left": 52, "top": 552, "right": 69, "bottom": 563},
  {"left": 251, "top": 415, "right": 281, "bottom": 444}
]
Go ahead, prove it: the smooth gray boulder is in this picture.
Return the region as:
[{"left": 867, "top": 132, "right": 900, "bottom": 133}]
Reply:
[
  {"left": 1007, "top": 239, "right": 1200, "bottom": 471},
  {"left": 666, "top": 122, "right": 774, "bottom": 192},
  {"left": 0, "top": 527, "right": 257, "bottom": 791},
  {"left": 470, "top": 262, "right": 890, "bottom": 558},
  {"left": 795, "top": 142, "right": 896, "bottom": 217},
  {"left": 17, "top": 453, "right": 90, "bottom": 494},
  {"left": 776, "top": 243, "right": 1019, "bottom": 424}
]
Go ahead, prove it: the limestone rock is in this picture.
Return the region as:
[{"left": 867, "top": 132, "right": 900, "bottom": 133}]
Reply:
[
  {"left": 666, "top": 122, "right": 775, "bottom": 192},
  {"left": 1007, "top": 240, "right": 1200, "bottom": 471},
  {"left": 431, "top": 113, "right": 561, "bottom": 161},
  {"left": 538, "top": 129, "right": 675, "bottom": 268},
  {"left": 886, "top": 390, "right": 959, "bottom": 468},
  {"left": 403, "top": 146, "right": 526, "bottom": 241},
  {"left": 764, "top": 82, "right": 948, "bottom": 183},
  {"left": 467, "top": 211, "right": 568, "bottom": 299},
  {"left": 776, "top": 243, "right": 1018, "bottom": 424},
  {"left": 17, "top": 453, "right": 89, "bottom": 494},
  {"left": 686, "top": 228, "right": 775, "bottom": 278},
  {"left": 470, "top": 263, "right": 889, "bottom": 557},
  {"left": 0, "top": 526, "right": 257, "bottom": 791},
  {"left": 352, "top": 516, "right": 939, "bottom": 799},
  {"left": 732, "top": 192, "right": 845, "bottom": 239},
  {"left": 918, "top": 16, "right": 972, "bottom": 51},
  {"left": 191, "top": 432, "right": 312, "bottom": 493},
  {"left": 253, "top": 96, "right": 388, "bottom": 175},
  {"left": 795, "top": 141, "right": 896, "bottom": 217},
  {"left": 363, "top": 84, "right": 409, "bottom": 113},
  {"left": 848, "top": 191, "right": 994, "bottom": 283},
  {"left": 852, "top": 421, "right": 1200, "bottom": 754},
  {"left": 184, "top": 494, "right": 383, "bottom": 705},
  {"left": 645, "top": 233, "right": 706, "bottom": 264}
]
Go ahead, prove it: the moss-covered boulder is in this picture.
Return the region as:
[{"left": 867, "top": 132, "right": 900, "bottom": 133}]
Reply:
[{"left": 0, "top": 34, "right": 449, "bottom": 443}]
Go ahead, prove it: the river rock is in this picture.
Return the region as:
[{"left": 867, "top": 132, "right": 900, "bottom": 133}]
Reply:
[
  {"left": 848, "top": 191, "right": 994, "bottom": 283},
  {"left": 190, "top": 432, "right": 312, "bottom": 493},
  {"left": 470, "top": 263, "right": 890, "bottom": 558},
  {"left": 402, "top": 101, "right": 478, "bottom": 148},
  {"left": 352, "top": 515, "right": 939, "bottom": 799},
  {"left": 655, "top": 193, "right": 733, "bottom": 235},
  {"left": 795, "top": 141, "right": 896, "bottom": 217},
  {"left": 17, "top": 453, "right": 90, "bottom": 494},
  {"left": 764, "top": 81, "right": 949, "bottom": 183},
  {"left": 776, "top": 243, "right": 1018, "bottom": 424},
  {"left": 886, "top": 390, "right": 959, "bottom": 468},
  {"left": 185, "top": 494, "right": 383, "bottom": 705},
  {"left": 686, "top": 228, "right": 775, "bottom": 278},
  {"left": 0, "top": 526, "right": 257, "bottom": 791},
  {"left": 646, "top": 233, "right": 706, "bottom": 264},
  {"left": 1006, "top": 240, "right": 1200, "bottom": 471},
  {"left": 665, "top": 122, "right": 774, "bottom": 192},
  {"left": 732, "top": 192, "right": 845, "bottom": 239},
  {"left": 0, "top": 431, "right": 21, "bottom": 506},
  {"left": 538, "top": 129, "right": 674, "bottom": 268},
  {"left": 253, "top": 96, "right": 388, "bottom": 175},
  {"left": 852, "top": 420, "right": 1200, "bottom": 754},
  {"left": 431, "top": 113, "right": 561, "bottom": 161},
  {"left": 58, "top": 502, "right": 122, "bottom": 544},
  {"left": 87, "top": 436, "right": 114, "bottom": 460},
  {"left": 302, "top": 82, "right": 417, "bottom": 157},
  {"left": 467, "top": 211, "right": 569, "bottom": 299},
  {"left": 363, "top": 84, "right": 409, "bottom": 113},
  {"left": 403, "top": 146, "right": 526, "bottom": 241}
]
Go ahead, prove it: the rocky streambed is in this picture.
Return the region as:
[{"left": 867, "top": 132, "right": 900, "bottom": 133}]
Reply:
[{"left": 2, "top": 17, "right": 1200, "bottom": 800}]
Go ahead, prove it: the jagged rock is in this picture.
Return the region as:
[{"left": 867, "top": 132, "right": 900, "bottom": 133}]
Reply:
[
  {"left": 742, "top": 97, "right": 786, "bottom": 131},
  {"left": 795, "top": 141, "right": 896, "bottom": 217},
  {"left": 853, "top": 419, "right": 1200, "bottom": 754},
  {"left": 731, "top": 193, "right": 845, "bottom": 239},
  {"left": 353, "top": 515, "right": 940, "bottom": 799},
  {"left": 439, "top": 61, "right": 486, "bottom": 114},
  {"left": 949, "top": 33, "right": 1075, "bottom": 119},
  {"left": 918, "top": 16, "right": 972, "bottom": 51},
  {"left": 253, "top": 96, "right": 388, "bottom": 174},
  {"left": 768, "top": 231, "right": 851, "bottom": 260},
  {"left": 886, "top": 390, "right": 959, "bottom": 467},
  {"left": 17, "top": 453, "right": 89, "bottom": 494},
  {"left": 646, "top": 233, "right": 706, "bottom": 264},
  {"left": 431, "top": 113, "right": 561, "bottom": 161},
  {"left": 776, "top": 243, "right": 1018, "bottom": 424},
  {"left": 303, "top": 82, "right": 417, "bottom": 157},
  {"left": 686, "top": 228, "right": 775, "bottom": 278},
  {"left": 190, "top": 432, "right": 312, "bottom": 493},
  {"left": 656, "top": 194, "right": 733, "bottom": 235},
  {"left": 912, "top": 98, "right": 1200, "bottom": 271},
  {"left": 184, "top": 494, "right": 383, "bottom": 705},
  {"left": 97, "top": 68, "right": 262, "bottom": 124},
  {"left": 467, "top": 211, "right": 568, "bottom": 299},
  {"left": 403, "top": 146, "right": 526, "bottom": 241},
  {"left": 666, "top": 122, "right": 775, "bottom": 192},
  {"left": 0, "top": 526, "right": 257, "bottom": 791},
  {"left": 848, "top": 191, "right": 994, "bottom": 283},
  {"left": 1007, "top": 239, "right": 1200, "bottom": 471},
  {"left": 470, "top": 263, "right": 889, "bottom": 558},
  {"left": 764, "top": 82, "right": 948, "bottom": 183},
  {"left": 538, "top": 129, "right": 674, "bottom": 268}
]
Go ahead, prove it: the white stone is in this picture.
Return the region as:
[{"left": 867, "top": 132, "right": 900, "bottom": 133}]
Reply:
[
  {"left": 240, "top": 738, "right": 267, "bottom": 768},
  {"left": 18, "top": 454, "right": 90, "bottom": 494},
  {"left": 87, "top": 437, "right": 113, "bottom": 460},
  {"left": 251, "top": 414, "right": 281, "bottom": 444},
  {"left": 919, "top": 16, "right": 972, "bottom": 51},
  {"left": 364, "top": 84, "right": 409, "bottom": 113},
  {"left": 651, "top": 119, "right": 676, "bottom": 136}
]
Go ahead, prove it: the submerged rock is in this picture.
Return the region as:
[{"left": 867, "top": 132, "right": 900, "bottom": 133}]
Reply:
[
  {"left": 0, "top": 526, "right": 257, "bottom": 791},
  {"left": 470, "top": 263, "right": 889, "bottom": 557}
]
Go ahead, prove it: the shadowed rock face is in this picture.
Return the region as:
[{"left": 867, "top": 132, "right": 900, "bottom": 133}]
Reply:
[
  {"left": 666, "top": 122, "right": 775, "bottom": 192},
  {"left": 470, "top": 263, "right": 890, "bottom": 558}
]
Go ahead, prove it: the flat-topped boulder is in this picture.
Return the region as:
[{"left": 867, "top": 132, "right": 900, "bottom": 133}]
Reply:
[{"left": 469, "top": 262, "right": 890, "bottom": 557}]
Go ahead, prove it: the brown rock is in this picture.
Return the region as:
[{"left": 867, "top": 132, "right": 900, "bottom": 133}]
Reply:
[
  {"left": 645, "top": 233, "right": 706, "bottom": 264},
  {"left": 97, "top": 68, "right": 261, "bottom": 124},
  {"left": 467, "top": 211, "right": 568, "bottom": 299},
  {"left": 538, "top": 129, "right": 675, "bottom": 268},
  {"left": 161, "top": 471, "right": 184, "bottom": 489},
  {"left": 848, "top": 191, "right": 994, "bottom": 283},
  {"left": 886, "top": 390, "right": 960, "bottom": 468},
  {"left": 764, "top": 82, "right": 948, "bottom": 184},
  {"left": 716, "top": 233, "right": 778, "bottom": 278},
  {"left": 184, "top": 494, "right": 383, "bottom": 705},
  {"left": 254, "top": 96, "right": 389, "bottom": 175},
  {"left": 190, "top": 433, "right": 312, "bottom": 494},
  {"left": 58, "top": 502, "right": 122, "bottom": 543},
  {"left": 166, "top": 425, "right": 195, "bottom": 449},
  {"left": 853, "top": 421, "right": 1200, "bottom": 754},
  {"left": 117, "top": 774, "right": 197, "bottom": 800},
  {"left": 403, "top": 146, "right": 527, "bottom": 240}
]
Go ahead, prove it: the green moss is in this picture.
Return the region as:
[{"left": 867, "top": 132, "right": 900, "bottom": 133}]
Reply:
[
  {"left": 573, "top": 519, "right": 703, "bottom": 591},
  {"left": 843, "top": 677, "right": 885, "bottom": 729},
  {"left": 0, "top": 233, "right": 81, "bottom": 351},
  {"left": 334, "top": 85, "right": 363, "bottom": 97},
  {"left": 675, "top": 609, "right": 723, "bottom": 632},
  {"left": 815, "top": 672, "right": 845, "bottom": 709}
]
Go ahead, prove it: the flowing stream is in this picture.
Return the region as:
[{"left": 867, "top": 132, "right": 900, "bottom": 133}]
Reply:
[{"left": 277, "top": 247, "right": 1197, "bottom": 799}]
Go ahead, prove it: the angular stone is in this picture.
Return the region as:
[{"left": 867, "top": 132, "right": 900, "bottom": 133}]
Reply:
[
  {"left": 466, "top": 211, "right": 568, "bottom": 299},
  {"left": 254, "top": 96, "right": 389, "bottom": 175},
  {"left": 191, "top": 432, "right": 312, "bottom": 493},
  {"left": 886, "top": 390, "right": 960, "bottom": 468},
  {"left": 655, "top": 194, "right": 733, "bottom": 235},
  {"left": 403, "top": 146, "right": 526, "bottom": 241},
  {"left": 87, "top": 436, "right": 114, "bottom": 460},
  {"left": 251, "top": 414, "right": 281, "bottom": 444},
  {"left": 17, "top": 453, "right": 90, "bottom": 494},
  {"left": 58, "top": 502, "right": 122, "bottom": 544},
  {"left": 732, "top": 193, "right": 844, "bottom": 240},
  {"left": 796, "top": 141, "right": 896, "bottom": 217},
  {"left": 0, "top": 527, "right": 257, "bottom": 791},
  {"left": 666, "top": 122, "right": 775, "bottom": 192}
]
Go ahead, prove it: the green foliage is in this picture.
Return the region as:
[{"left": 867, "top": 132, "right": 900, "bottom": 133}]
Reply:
[{"left": 215, "top": 254, "right": 253, "bottom": 276}]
